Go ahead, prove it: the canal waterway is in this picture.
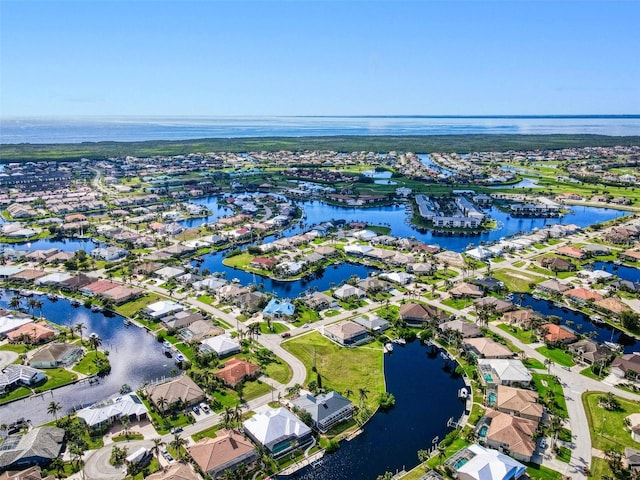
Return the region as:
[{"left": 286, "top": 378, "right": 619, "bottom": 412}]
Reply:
[
  {"left": 591, "top": 261, "right": 640, "bottom": 283},
  {"left": 517, "top": 293, "right": 640, "bottom": 353},
  {"left": 284, "top": 340, "right": 465, "bottom": 480},
  {"left": 0, "top": 291, "right": 174, "bottom": 426}
]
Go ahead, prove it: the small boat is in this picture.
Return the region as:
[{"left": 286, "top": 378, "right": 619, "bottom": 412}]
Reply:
[
  {"left": 591, "top": 315, "right": 604, "bottom": 325},
  {"left": 604, "top": 341, "right": 622, "bottom": 352},
  {"left": 175, "top": 354, "right": 185, "bottom": 363},
  {"left": 70, "top": 299, "right": 81, "bottom": 307},
  {"left": 383, "top": 343, "right": 394, "bottom": 354},
  {"left": 505, "top": 293, "right": 514, "bottom": 301},
  {"left": 123, "top": 318, "right": 132, "bottom": 327},
  {"left": 163, "top": 340, "right": 172, "bottom": 349},
  {"left": 19, "top": 290, "right": 33, "bottom": 297},
  {"left": 47, "top": 293, "right": 58, "bottom": 301},
  {"left": 532, "top": 294, "right": 542, "bottom": 300},
  {"left": 458, "top": 387, "right": 469, "bottom": 399},
  {"left": 393, "top": 338, "right": 406, "bottom": 345},
  {"left": 311, "top": 460, "right": 323, "bottom": 469},
  {"left": 91, "top": 304, "right": 103, "bottom": 312}
]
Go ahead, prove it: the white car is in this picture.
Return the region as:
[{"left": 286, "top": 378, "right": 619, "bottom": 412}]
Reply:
[
  {"left": 200, "top": 402, "right": 211, "bottom": 414},
  {"left": 539, "top": 438, "right": 547, "bottom": 449}
]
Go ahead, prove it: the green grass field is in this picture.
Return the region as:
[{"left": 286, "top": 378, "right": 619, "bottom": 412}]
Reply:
[
  {"left": 535, "top": 346, "right": 576, "bottom": 367},
  {"left": 583, "top": 391, "right": 640, "bottom": 451},
  {"left": 282, "top": 332, "right": 384, "bottom": 411}
]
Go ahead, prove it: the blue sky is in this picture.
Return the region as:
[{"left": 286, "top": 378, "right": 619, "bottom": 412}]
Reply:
[{"left": 1, "top": 0, "right": 639, "bottom": 116}]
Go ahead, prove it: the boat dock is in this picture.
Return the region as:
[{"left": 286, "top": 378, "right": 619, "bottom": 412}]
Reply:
[{"left": 277, "top": 450, "right": 325, "bottom": 476}]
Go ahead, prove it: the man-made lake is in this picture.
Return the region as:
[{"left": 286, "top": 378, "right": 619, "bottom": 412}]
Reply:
[
  {"left": 518, "top": 293, "right": 639, "bottom": 353},
  {"left": 285, "top": 340, "right": 465, "bottom": 480},
  {"left": 0, "top": 292, "right": 174, "bottom": 426},
  {"left": 591, "top": 261, "right": 640, "bottom": 283}
]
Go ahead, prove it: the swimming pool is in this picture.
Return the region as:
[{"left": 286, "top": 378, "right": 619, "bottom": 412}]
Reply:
[
  {"left": 488, "top": 392, "right": 497, "bottom": 405},
  {"left": 479, "top": 425, "right": 489, "bottom": 438},
  {"left": 484, "top": 373, "right": 494, "bottom": 382}
]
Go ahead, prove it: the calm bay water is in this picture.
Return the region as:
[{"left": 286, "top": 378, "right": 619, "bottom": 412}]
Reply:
[
  {"left": 285, "top": 340, "right": 465, "bottom": 480},
  {"left": 2, "top": 116, "right": 640, "bottom": 144}
]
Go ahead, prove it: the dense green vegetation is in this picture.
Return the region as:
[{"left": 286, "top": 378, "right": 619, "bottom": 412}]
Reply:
[{"left": 3, "top": 134, "right": 640, "bottom": 162}]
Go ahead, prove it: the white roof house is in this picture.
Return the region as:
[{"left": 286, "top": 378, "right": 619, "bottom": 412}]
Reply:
[
  {"left": 380, "top": 271, "right": 414, "bottom": 285},
  {"left": 155, "top": 266, "right": 185, "bottom": 280},
  {"left": 453, "top": 443, "right": 527, "bottom": 480},
  {"left": 0, "top": 313, "right": 33, "bottom": 336},
  {"left": 77, "top": 393, "right": 149, "bottom": 428},
  {"left": 478, "top": 359, "right": 532, "bottom": 386},
  {"left": 200, "top": 334, "right": 240, "bottom": 357},
  {"left": 35, "top": 272, "right": 73, "bottom": 285},
  {"left": 344, "top": 245, "right": 373, "bottom": 256},
  {"left": 143, "top": 300, "right": 184, "bottom": 319},
  {"left": 243, "top": 406, "right": 312, "bottom": 456},
  {"left": 333, "top": 284, "right": 366, "bottom": 300}
]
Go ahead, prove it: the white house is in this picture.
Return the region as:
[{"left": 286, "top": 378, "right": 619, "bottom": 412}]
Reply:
[
  {"left": 200, "top": 334, "right": 241, "bottom": 357},
  {"left": 243, "top": 406, "right": 313, "bottom": 457}
]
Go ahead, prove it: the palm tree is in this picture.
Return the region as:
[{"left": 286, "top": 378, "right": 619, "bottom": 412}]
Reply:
[
  {"left": 344, "top": 389, "right": 353, "bottom": 399},
  {"left": 27, "top": 298, "right": 38, "bottom": 317},
  {"left": 156, "top": 396, "right": 168, "bottom": 416},
  {"left": 170, "top": 433, "right": 188, "bottom": 460},
  {"left": 75, "top": 322, "right": 85, "bottom": 340},
  {"left": 233, "top": 402, "right": 243, "bottom": 426},
  {"left": 358, "top": 387, "right": 369, "bottom": 409},
  {"left": 150, "top": 437, "right": 166, "bottom": 467},
  {"left": 88, "top": 334, "right": 102, "bottom": 352},
  {"left": 34, "top": 299, "right": 43, "bottom": 318},
  {"left": 9, "top": 295, "right": 21, "bottom": 310},
  {"left": 223, "top": 407, "right": 234, "bottom": 429},
  {"left": 47, "top": 401, "right": 62, "bottom": 422},
  {"left": 49, "top": 457, "right": 65, "bottom": 480}
]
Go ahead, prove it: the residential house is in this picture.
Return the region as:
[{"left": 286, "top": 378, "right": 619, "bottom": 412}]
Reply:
[
  {"left": 495, "top": 385, "right": 544, "bottom": 422},
  {"left": 611, "top": 353, "right": 640, "bottom": 379},
  {"left": 439, "top": 319, "right": 482, "bottom": 339},
  {"left": 447, "top": 443, "right": 526, "bottom": 480},
  {"left": 473, "top": 297, "right": 514, "bottom": 314},
  {"left": 142, "top": 300, "right": 184, "bottom": 320},
  {"left": 145, "top": 463, "right": 200, "bottom": 480},
  {"left": 564, "top": 287, "right": 603, "bottom": 304},
  {"left": 76, "top": 393, "right": 149, "bottom": 430},
  {"left": 242, "top": 406, "right": 313, "bottom": 457},
  {"left": 180, "top": 320, "right": 223, "bottom": 342},
  {"left": 538, "top": 256, "right": 574, "bottom": 272},
  {"left": 477, "top": 359, "right": 532, "bottom": 387},
  {"left": 90, "top": 246, "right": 128, "bottom": 262},
  {"left": 6, "top": 323, "right": 56, "bottom": 344},
  {"left": 536, "top": 279, "right": 571, "bottom": 295},
  {"left": 380, "top": 271, "right": 414, "bottom": 285},
  {"left": 595, "top": 297, "right": 630, "bottom": 317},
  {"left": 449, "top": 283, "right": 484, "bottom": 299},
  {"left": 188, "top": 429, "right": 258, "bottom": 479},
  {"left": 501, "top": 309, "right": 543, "bottom": 329},
  {"left": 463, "top": 338, "right": 513, "bottom": 359},
  {"left": 323, "top": 321, "right": 370, "bottom": 346},
  {"left": 146, "top": 375, "right": 206, "bottom": 410},
  {"left": 484, "top": 410, "right": 537, "bottom": 462},
  {"left": 399, "top": 302, "right": 448, "bottom": 327},
  {"left": 568, "top": 339, "right": 613, "bottom": 365},
  {"left": 333, "top": 284, "right": 366, "bottom": 300},
  {"left": 556, "top": 246, "right": 585, "bottom": 259},
  {"left": 357, "top": 278, "right": 391, "bottom": 294},
  {"left": 162, "top": 311, "right": 206, "bottom": 330},
  {"left": 262, "top": 298, "right": 295, "bottom": 320},
  {"left": 302, "top": 292, "right": 337, "bottom": 311},
  {"left": 353, "top": 315, "right": 389, "bottom": 333},
  {"left": 539, "top": 323, "right": 577, "bottom": 344},
  {"left": 0, "top": 427, "right": 65, "bottom": 471},
  {"left": 291, "top": 391, "right": 354, "bottom": 433},
  {"left": 0, "top": 466, "right": 55, "bottom": 480},
  {"left": 250, "top": 256, "right": 278, "bottom": 270},
  {"left": 214, "top": 358, "right": 260, "bottom": 387},
  {"left": 29, "top": 343, "right": 83, "bottom": 369},
  {"left": 200, "top": 334, "right": 240, "bottom": 357}
]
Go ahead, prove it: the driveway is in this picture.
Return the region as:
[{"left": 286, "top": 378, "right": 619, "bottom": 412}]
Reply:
[
  {"left": 0, "top": 350, "right": 18, "bottom": 369},
  {"left": 84, "top": 439, "right": 153, "bottom": 480}
]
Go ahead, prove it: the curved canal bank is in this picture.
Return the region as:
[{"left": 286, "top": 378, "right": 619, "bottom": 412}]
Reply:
[
  {"left": 0, "top": 291, "right": 174, "bottom": 426},
  {"left": 283, "top": 340, "right": 465, "bottom": 480}
]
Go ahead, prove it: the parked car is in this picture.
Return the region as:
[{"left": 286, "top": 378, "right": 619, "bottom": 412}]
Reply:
[
  {"left": 539, "top": 438, "right": 547, "bottom": 449},
  {"left": 200, "top": 402, "right": 211, "bottom": 414},
  {"left": 170, "top": 427, "right": 183, "bottom": 434},
  {"left": 281, "top": 332, "right": 291, "bottom": 338},
  {"left": 192, "top": 405, "right": 200, "bottom": 415},
  {"left": 162, "top": 449, "right": 174, "bottom": 463}
]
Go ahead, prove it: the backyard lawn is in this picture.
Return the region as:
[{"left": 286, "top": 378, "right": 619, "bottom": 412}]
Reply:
[
  {"left": 497, "top": 323, "right": 536, "bottom": 344},
  {"left": 532, "top": 373, "right": 568, "bottom": 418},
  {"left": 282, "top": 332, "right": 384, "bottom": 411},
  {"left": 115, "top": 293, "right": 163, "bottom": 318},
  {"left": 583, "top": 391, "right": 640, "bottom": 451},
  {"left": 261, "top": 360, "right": 293, "bottom": 384},
  {"left": 492, "top": 269, "right": 543, "bottom": 293}
]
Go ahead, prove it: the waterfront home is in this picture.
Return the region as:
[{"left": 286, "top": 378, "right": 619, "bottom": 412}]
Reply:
[
  {"left": 145, "top": 463, "right": 200, "bottom": 480},
  {"left": 595, "top": 297, "right": 630, "bottom": 317},
  {"left": 439, "top": 319, "right": 482, "bottom": 339},
  {"left": 242, "top": 406, "right": 313, "bottom": 458},
  {"left": 501, "top": 309, "right": 543, "bottom": 330},
  {"left": 0, "top": 266, "right": 26, "bottom": 280},
  {"left": 250, "top": 256, "right": 278, "bottom": 270},
  {"left": 146, "top": 375, "right": 206, "bottom": 410},
  {"left": 463, "top": 337, "right": 514, "bottom": 359},
  {"left": 407, "top": 262, "right": 435, "bottom": 275},
  {"left": 262, "top": 298, "right": 295, "bottom": 320},
  {"left": 333, "top": 284, "right": 366, "bottom": 300},
  {"left": 538, "top": 323, "right": 577, "bottom": 344},
  {"left": 477, "top": 359, "right": 532, "bottom": 387},
  {"left": 180, "top": 320, "right": 223, "bottom": 342},
  {"left": 620, "top": 250, "right": 640, "bottom": 263},
  {"left": 473, "top": 297, "right": 513, "bottom": 313},
  {"left": 8, "top": 269, "right": 47, "bottom": 284},
  {"left": 344, "top": 245, "right": 373, "bottom": 257},
  {"left": 200, "top": 334, "right": 240, "bottom": 357},
  {"left": 484, "top": 410, "right": 537, "bottom": 462},
  {"left": 142, "top": 300, "right": 184, "bottom": 320},
  {"left": 0, "top": 365, "right": 47, "bottom": 393},
  {"left": 80, "top": 279, "right": 119, "bottom": 297},
  {"left": 188, "top": 429, "right": 258, "bottom": 479},
  {"left": 76, "top": 393, "right": 149, "bottom": 430},
  {"left": 192, "top": 277, "right": 227, "bottom": 292},
  {"left": 380, "top": 271, "right": 414, "bottom": 285},
  {"left": 556, "top": 246, "right": 586, "bottom": 259},
  {"left": 353, "top": 315, "right": 389, "bottom": 333},
  {"left": 101, "top": 285, "right": 144, "bottom": 305},
  {"left": 446, "top": 443, "right": 526, "bottom": 480},
  {"left": 536, "top": 279, "right": 571, "bottom": 296},
  {"left": 291, "top": 391, "right": 354, "bottom": 433},
  {"left": 59, "top": 273, "right": 95, "bottom": 291},
  {"left": 218, "top": 285, "right": 248, "bottom": 301},
  {"left": 90, "top": 246, "right": 128, "bottom": 262},
  {"left": 0, "top": 312, "right": 33, "bottom": 338},
  {"left": 582, "top": 244, "right": 611, "bottom": 257},
  {"left": 568, "top": 339, "right": 613, "bottom": 365},
  {"left": 364, "top": 247, "right": 395, "bottom": 262},
  {"left": 29, "top": 343, "right": 83, "bottom": 369},
  {"left": 495, "top": 385, "right": 544, "bottom": 422},
  {"left": 0, "top": 427, "right": 65, "bottom": 471},
  {"left": 314, "top": 245, "right": 338, "bottom": 257},
  {"left": 302, "top": 292, "right": 337, "bottom": 311},
  {"left": 323, "top": 320, "right": 370, "bottom": 347},
  {"left": 278, "top": 261, "right": 304, "bottom": 276},
  {"left": 162, "top": 310, "right": 206, "bottom": 330},
  {"left": 154, "top": 266, "right": 185, "bottom": 280},
  {"left": 449, "top": 283, "right": 484, "bottom": 299},
  {"left": 214, "top": 358, "right": 260, "bottom": 387},
  {"left": 399, "top": 302, "right": 448, "bottom": 327},
  {"left": 563, "top": 287, "right": 603, "bottom": 304},
  {"left": 611, "top": 353, "right": 640, "bottom": 380},
  {"left": 6, "top": 323, "right": 56, "bottom": 344},
  {"left": 34, "top": 272, "right": 73, "bottom": 287},
  {"left": 538, "top": 256, "right": 574, "bottom": 272},
  {"left": 357, "top": 277, "right": 392, "bottom": 294},
  {"left": 235, "top": 291, "right": 267, "bottom": 313}
]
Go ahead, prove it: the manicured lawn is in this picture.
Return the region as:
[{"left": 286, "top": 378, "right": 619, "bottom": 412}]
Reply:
[
  {"left": 324, "top": 309, "right": 340, "bottom": 317},
  {"left": 0, "top": 386, "right": 31, "bottom": 405},
  {"left": 493, "top": 269, "right": 543, "bottom": 293},
  {"left": 282, "top": 332, "right": 384, "bottom": 412},
  {"left": 556, "top": 446, "right": 571, "bottom": 463},
  {"left": 258, "top": 322, "right": 288, "bottom": 334},
  {"left": 35, "top": 368, "right": 78, "bottom": 392},
  {"left": 524, "top": 357, "right": 546, "bottom": 370},
  {"left": 589, "top": 457, "right": 613, "bottom": 480},
  {"left": 197, "top": 295, "right": 215, "bottom": 305},
  {"left": 442, "top": 297, "right": 473, "bottom": 310},
  {"left": 532, "top": 373, "right": 568, "bottom": 418},
  {"left": 73, "top": 351, "right": 108, "bottom": 375},
  {"left": 535, "top": 346, "right": 576, "bottom": 367},
  {"left": 261, "top": 359, "right": 293, "bottom": 384},
  {"left": 222, "top": 252, "right": 254, "bottom": 268},
  {"left": 0, "top": 344, "right": 31, "bottom": 354},
  {"left": 425, "top": 436, "right": 472, "bottom": 469},
  {"left": 113, "top": 433, "right": 144, "bottom": 442},
  {"left": 175, "top": 342, "right": 195, "bottom": 361},
  {"left": 525, "top": 463, "right": 564, "bottom": 480},
  {"left": 583, "top": 391, "right": 640, "bottom": 451},
  {"left": 497, "top": 323, "right": 535, "bottom": 344},
  {"left": 242, "top": 379, "right": 273, "bottom": 401},
  {"left": 115, "top": 293, "right": 163, "bottom": 318},
  {"left": 138, "top": 396, "right": 194, "bottom": 435},
  {"left": 580, "top": 366, "right": 603, "bottom": 380}
]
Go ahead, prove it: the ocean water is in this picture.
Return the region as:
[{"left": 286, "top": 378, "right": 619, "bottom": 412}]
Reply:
[{"left": 2, "top": 115, "right": 640, "bottom": 144}]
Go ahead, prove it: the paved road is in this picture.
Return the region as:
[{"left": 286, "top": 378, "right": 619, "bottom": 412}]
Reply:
[{"left": 0, "top": 350, "right": 18, "bottom": 369}]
